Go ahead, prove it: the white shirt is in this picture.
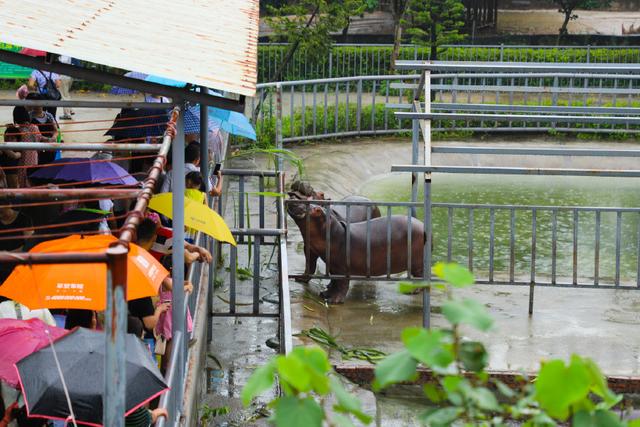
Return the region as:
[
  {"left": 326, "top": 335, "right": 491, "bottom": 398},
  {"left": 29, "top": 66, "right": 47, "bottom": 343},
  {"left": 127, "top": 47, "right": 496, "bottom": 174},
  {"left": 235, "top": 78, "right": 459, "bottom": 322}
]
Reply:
[
  {"left": 160, "top": 163, "right": 215, "bottom": 193},
  {"left": 0, "top": 300, "right": 56, "bottom": 325}
]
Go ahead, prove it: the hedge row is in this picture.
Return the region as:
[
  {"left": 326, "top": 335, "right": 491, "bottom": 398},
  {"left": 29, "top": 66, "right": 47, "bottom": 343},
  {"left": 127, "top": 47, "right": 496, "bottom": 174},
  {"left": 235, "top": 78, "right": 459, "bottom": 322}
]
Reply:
[
  {"left": 257, "top": 45, "right": 640, "bottom": 82},
  {"left": 249, "top": 100, "right": 640, "bottom": 147}
]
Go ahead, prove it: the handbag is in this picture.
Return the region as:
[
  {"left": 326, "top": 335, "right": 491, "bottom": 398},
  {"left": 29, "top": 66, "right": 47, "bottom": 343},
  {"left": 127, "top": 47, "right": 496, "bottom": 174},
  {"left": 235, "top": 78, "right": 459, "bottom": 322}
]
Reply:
[{"left": 38, "top": 71, "right": 62, "bottom": 100}]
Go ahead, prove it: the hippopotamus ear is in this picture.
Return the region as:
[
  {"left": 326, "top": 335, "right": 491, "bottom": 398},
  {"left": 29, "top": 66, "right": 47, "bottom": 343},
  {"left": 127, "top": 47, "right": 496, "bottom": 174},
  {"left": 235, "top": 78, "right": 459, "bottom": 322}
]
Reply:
[{"left": 316, "top": 191, "right": 326, "bottom": 200}]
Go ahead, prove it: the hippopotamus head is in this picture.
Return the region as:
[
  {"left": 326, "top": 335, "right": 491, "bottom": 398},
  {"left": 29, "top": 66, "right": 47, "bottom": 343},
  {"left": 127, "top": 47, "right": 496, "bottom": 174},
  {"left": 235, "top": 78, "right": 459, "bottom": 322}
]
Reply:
[
  {"left": 286, "top": 202, "right": 329, "bottom": 225},
  {"left": 290, "top": 180, "right": 327, "bottom": 201}
]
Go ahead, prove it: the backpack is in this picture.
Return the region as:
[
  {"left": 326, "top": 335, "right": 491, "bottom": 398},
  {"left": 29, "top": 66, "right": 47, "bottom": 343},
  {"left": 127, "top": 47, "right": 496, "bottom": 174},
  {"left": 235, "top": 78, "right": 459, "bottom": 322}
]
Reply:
[{"left": 37, "top": 71, "right": 62, "bottom": 100}]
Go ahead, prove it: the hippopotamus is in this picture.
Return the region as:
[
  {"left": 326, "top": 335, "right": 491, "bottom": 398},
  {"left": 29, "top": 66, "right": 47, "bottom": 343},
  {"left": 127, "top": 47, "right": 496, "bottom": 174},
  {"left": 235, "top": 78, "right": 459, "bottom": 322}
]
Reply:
[
  {"left": 287, "top": 202, "right": 426, "bottom": 303},
  {"left": 288, "top": 181, "right": 381, "bottom": 283}
]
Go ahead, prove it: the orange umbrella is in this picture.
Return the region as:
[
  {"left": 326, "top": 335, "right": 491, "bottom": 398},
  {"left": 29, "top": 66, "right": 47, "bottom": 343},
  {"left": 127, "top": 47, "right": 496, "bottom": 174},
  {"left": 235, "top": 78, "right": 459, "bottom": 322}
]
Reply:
[{"left": 0, "top": 235, "right": 168, "bottom": 311}]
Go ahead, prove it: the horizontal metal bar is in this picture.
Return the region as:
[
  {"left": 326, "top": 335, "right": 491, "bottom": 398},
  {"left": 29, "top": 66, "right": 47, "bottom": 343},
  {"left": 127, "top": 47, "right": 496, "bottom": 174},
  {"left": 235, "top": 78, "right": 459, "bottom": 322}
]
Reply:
[
  {"left": 209, "top": 312, "right": 280, "bottom": 318},
  {"left": 285, "top": 199, "right": 422, "bottom": 207},
  {"left": 0, "top": 251, "right": 109, "bottom": 265},
  {"left": 0, "top": 188, "right": 141, "bottom": 200},
  {"left": 0, "top": 50, "right": 245, "bottom": 112},
  {"left": 431, "top": 202, "right": 640, "bottom": 212},
  {"left": 432, "top": 85, "right": 640, "bottom": 95},
  {"left": 257, "top": 74, "right": 421, "bottom": 88},
  {"left": 223, "top": 169, "right": 278, "bottom": 177},
  {"left": 390, "top": 83, "right": 419, "bottom": 89},
  {"left": 431, "top": 146, "right": 640, "bottom": 157},
  {"left": 291, "top": 273, "right": 640, "bottom": 290},
  {"left": 430, "top": 72, "right": 640, "bottom": 80},
  {"left": 289, "top": 198, "right": 640, "bottom": 213},
  {"left": 230, "top": 228, "right": 286, "bottom": 237},
  {"left": 391, "top": 165, "right": 640, "bottom": 177},
  {"left": 261, "top": 42, "right": 640, "bottom": 50},
  {"left": 395, "top": 112, "right": 640, "bottom": 125},
  {"left": 0, "top": 142, "right": 162, "bottom": 152},
  {"left": 394, "top": 61, "right": 640, "bottom": 73},
  {"left": 434, "top": 127, "right": 640, "bottom": 134},
  {"left": 0, "top": 99, "right": 177, "bottom": 109},
  {"left": 432, "top": 103, "right": 640, "bottom": 115}
]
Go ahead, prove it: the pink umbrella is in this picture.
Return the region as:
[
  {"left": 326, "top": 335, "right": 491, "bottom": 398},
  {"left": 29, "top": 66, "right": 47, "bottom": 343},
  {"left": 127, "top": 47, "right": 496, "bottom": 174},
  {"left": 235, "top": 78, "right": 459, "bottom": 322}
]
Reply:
[
  {"left": 0, "top": 318, "right": 68, "bottom": 388},
  {"left": 18, "top": 47, "right": 47, "bottom": 57}
]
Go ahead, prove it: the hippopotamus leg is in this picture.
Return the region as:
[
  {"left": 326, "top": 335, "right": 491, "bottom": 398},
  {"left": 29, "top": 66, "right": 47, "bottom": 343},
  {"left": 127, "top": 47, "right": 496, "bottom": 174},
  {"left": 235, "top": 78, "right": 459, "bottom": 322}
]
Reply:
[
  {"left": 297, "top": 244, "right": 318, "bottom": 284},
  {"left": 320, "top": 279, "right": 350, "bottom": 304}
]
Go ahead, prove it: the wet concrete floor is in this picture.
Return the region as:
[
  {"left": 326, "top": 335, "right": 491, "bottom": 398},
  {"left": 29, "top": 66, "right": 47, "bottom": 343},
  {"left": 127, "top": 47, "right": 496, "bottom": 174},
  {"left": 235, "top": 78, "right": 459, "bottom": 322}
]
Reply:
[
  {"left": 201, "top": 136, "right": 640, "bottom": 425},
  {"left": 285, "top": 137, "right": 640, "bottom": 376}
]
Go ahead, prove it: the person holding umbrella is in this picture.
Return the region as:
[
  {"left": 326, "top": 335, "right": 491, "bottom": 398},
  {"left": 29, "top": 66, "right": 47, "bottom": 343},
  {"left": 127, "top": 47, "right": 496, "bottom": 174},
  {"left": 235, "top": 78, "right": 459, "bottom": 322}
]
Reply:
[{"left": 160, "top": 142, "right": 222, "bottom": 197}]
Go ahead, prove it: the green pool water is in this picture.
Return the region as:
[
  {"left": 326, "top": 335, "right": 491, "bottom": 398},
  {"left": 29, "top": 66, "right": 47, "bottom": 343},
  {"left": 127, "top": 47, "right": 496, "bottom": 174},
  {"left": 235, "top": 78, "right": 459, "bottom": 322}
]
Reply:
[{"left": 361, "top": 173, "right": 640, "bottom": 284}]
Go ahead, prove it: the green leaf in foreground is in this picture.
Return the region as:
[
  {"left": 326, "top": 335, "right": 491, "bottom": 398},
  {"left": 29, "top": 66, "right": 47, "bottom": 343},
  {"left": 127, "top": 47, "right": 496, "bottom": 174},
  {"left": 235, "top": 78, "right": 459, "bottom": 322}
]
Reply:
[
  {"left": 330, "top": 376, "right": 372, "bottom": 424},
  {"left": 274, "top": 396, "right": 324, "bottom": 427},
  {"left": 433, "top": 262, "right": 475, "bottom": 287},
  {"left": 534, "top": 356, "right": 591, "bottom": 420},
  {"left": 276, "top": 352, "right": 311, "bottom": 393},
  {"left": 401, "top": 327, "right": 454, "bottom": 369},
  {"left": 241, "top": 359, "right": 276, "bottom": 406},
  {"left": 419, "top": 406, "right": 463, "bottom": 426},
  {"left": 372, "top": 350, "right": 418, "bottom": 391},
  {"left": 459, "top": 341, "right": 489, "bottom": 372},
  {"left": 442, "top": 298, "right": 493, "bottom": 331},
  {"left": 397, "top": 281, "right": 429, "bottom": 294}
]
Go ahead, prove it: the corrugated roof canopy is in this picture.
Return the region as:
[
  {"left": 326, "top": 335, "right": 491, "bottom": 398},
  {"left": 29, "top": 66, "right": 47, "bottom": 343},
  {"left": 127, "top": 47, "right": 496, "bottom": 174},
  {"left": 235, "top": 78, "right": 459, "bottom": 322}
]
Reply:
[{"left": 0, "top": 0, "right": 258, "bottom": 96}]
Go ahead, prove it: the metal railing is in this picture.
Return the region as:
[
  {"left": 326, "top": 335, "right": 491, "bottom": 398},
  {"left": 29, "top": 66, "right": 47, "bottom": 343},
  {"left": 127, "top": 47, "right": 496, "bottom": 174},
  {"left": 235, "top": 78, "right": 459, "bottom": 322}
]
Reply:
[
  {"left": 250, "top": 64, "right": 640, "bottom": 143},
  {"left": 257, "top": 43, "right": 640, "bottom": 82},
  {"left": 286, "top": 198, "right": 640, "bottom": 299},
  {"left": 210, "top": 169, "right": 292, "bottom": 354}
]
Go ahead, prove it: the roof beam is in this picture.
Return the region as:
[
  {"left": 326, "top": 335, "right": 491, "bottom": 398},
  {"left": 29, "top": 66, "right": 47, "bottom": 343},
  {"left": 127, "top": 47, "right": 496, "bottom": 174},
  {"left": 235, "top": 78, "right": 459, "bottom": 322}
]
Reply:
[{"left": 0, "top": 49, "right": 245, "bottom": 112}]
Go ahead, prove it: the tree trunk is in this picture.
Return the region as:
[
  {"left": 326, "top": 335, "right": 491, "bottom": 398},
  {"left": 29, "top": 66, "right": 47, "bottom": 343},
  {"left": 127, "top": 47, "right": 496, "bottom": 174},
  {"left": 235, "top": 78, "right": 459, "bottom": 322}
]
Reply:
[
  {"left": 557, "top": 9, "right": 572, "bottom": 45},
  {"left": 390, "top": 19, "right": 404, "bottom": 72},
  {"left": 342, "top": 18, "right": 351, "bottom": 43},
  {"left": 390, "top": 0, "right": 409, "bottom": 72}
]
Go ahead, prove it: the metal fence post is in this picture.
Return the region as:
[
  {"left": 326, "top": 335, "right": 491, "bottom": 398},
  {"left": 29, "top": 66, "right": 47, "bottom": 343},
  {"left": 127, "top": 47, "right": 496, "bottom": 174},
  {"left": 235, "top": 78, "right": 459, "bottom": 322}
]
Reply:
[
  {"left": 200, "top": 92, "right": 210, "bottom": 192},
  {"left": 171, "top": 105, "right": 187, "bottom": 419},
  {"left": 422, "top": 69, "right": 432, "bottom": 329},
  {"left": 104, "top": 245, "right": 128, "bottom": 427},
  {"left": 276, "top": 83, "right": 283, "bottom": 171},
  {"left": 328, "top": 51, "right": 333, "bottom": 79},
  {"left": 411, "top": 106, "right": 419, "bottom": 218},
  {"left": 356, "top": 79, "right": 362, "bottom": 134}
]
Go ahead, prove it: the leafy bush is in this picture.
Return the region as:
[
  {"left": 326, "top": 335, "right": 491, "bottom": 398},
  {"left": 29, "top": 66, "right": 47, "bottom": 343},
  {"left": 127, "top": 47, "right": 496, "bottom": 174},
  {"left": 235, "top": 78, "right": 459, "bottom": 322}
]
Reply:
[
  {"left": 250, "top": 98, "right": 640, "bottom": 148},
  {"left": 242, "top": 263, "right": 638, "bottom": 426},
  {"left": 257, "top": 45, "right": 640, "bottom": 82}
]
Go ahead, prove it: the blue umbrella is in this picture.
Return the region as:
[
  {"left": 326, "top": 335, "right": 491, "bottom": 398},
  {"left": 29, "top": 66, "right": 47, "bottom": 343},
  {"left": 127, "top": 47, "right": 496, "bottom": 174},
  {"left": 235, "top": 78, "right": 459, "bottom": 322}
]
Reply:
[
  {"left": 144, "top": 74, "right": 187, "bottom": 87},
  {"left": 110, "top": 71, "right": 148, "bottom": 95},
  {"left": 183, "top": 105, "right": 256, "bottom": 141},
  {"left": 29, "top": 158, "right": 139, "bottom": 186}
]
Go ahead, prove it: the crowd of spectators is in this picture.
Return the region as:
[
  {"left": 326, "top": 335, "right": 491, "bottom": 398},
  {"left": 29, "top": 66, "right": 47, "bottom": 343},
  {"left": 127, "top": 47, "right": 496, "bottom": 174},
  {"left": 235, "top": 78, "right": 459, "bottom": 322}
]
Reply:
[{"left": 0, "top": 76, "right": 223, "bottom": 427}]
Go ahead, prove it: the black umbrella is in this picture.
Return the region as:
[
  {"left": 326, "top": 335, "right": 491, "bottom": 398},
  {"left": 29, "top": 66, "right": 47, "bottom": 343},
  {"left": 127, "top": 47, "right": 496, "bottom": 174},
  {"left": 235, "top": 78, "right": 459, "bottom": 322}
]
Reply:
[
  {"left": 16, "top": 328, "right": 167, "bottom": 426},
  {"left": 105, "top": 108, "right": 169, "bottom": 139}
]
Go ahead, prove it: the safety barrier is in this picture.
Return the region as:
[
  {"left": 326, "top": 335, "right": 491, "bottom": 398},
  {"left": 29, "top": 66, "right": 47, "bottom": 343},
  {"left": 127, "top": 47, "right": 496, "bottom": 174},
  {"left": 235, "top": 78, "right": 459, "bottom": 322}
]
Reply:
[
  {"left": 257, "top": 43, "right": 640, "bottom": 82},
  {"left": 210, "top": 169, "right": 292, "bottom": 353},
  {"left": 250, "top": 64, "right": 640, "bottom": 143}
]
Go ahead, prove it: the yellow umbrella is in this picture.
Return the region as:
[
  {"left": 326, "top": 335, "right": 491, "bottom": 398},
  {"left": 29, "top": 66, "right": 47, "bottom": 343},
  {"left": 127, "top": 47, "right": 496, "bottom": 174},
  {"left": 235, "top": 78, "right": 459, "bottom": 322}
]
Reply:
[{"left": 149, "top": 193, "right": 236, "bottom": 246}]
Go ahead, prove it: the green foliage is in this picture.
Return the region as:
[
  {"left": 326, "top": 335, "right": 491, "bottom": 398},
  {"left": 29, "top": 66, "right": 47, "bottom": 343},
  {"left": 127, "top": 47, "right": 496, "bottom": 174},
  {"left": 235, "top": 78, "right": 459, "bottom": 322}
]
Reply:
[
  {"left": 297, "top": 327, "right": 387, "bottom": 362},
  {"left": 265, "top": 0, "right": 377, "bottom": 63},
  {"left": 199, "top": 404, "right": 230, "bottom": 426},
  {"left": 371, "top": 262, "right": 633, "bottom": 426},
  {"left": 257, "top": 44, "right": 640, "bottom": 82},
  {"left": 403, "top": 0, "right": 465, "bottom": 58},
  {"left": 241, "top": 346, "right": 372, "bottom": 426},
  {"left": 243, "top": 261, "right": 635, "bottom": 425}
]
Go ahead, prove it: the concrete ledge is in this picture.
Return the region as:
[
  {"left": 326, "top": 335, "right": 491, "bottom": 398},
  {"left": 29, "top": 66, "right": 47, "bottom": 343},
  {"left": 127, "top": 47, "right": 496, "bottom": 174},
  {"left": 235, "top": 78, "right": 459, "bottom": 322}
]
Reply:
[{"left": 335, "top": 363, "right": 640, "bottom": 394}]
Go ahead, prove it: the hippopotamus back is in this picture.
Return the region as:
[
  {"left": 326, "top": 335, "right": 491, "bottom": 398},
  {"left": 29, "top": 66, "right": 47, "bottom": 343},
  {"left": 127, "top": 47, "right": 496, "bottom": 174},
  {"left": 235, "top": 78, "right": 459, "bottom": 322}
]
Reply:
[{"left": 332, "top": 195, "right": 381, "bottom": 223}]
